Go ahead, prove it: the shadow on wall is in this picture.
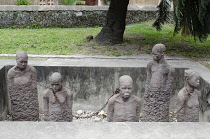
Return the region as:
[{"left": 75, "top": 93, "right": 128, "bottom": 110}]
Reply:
[{"left": 0, "top": 67, "right": 9, "bottom": 120}]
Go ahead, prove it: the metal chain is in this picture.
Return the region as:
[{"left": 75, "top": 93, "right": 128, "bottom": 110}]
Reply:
[{"left": 73, "top": 88, "right": 120, "bottom": 119}]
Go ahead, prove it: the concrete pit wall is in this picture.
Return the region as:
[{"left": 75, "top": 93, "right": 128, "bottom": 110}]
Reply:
[
  {"left": 2, "top": 65, "right": 210, "bottom": 121},
  {"left": 0, "top": 6, "right": 161, "bottom": 28},
  {"left": 3, "top": 66, "right": 186, "bottom": 114}
]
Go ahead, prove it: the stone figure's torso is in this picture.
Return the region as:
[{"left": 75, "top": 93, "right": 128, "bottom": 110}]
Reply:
[
  {"left": 110, "top": 94, "right": 140, "bottom": 122},
  {"left": 43, "top": 88, "right": 73, "bottom": 122},
  {"left": 7, "top": 65, "right": 39, "bottom": 121},
  {"left": 142, "top": 61, "right": 173, "bottom": 122},
  {"left": 149, "top": 62, "right": 169, "bottom": 90},
  {"left": 177, "top": 88, "right": 200, "bottom": 122}
]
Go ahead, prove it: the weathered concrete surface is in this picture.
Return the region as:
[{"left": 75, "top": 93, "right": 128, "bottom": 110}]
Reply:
[
  {"left": 0, "top": 122, "right": 210, "bottom": 139},
  {"left": 0, "top": 6, "right": 163, "bottom": 28}
]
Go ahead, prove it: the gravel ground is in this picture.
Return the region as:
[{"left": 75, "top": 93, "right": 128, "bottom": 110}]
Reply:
[{"left": 5, "top": 110, "right": 177, "bottom": 122}]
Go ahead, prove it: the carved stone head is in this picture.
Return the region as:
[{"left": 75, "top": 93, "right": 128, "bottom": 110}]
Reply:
[
  {"left": 16, "top": 51, "right": 28, "bottom": 70},
  {"left": 152, "top": 44, "right": 166, "bottom": 61},
  {"left": 185, "top": 69, "right": 200, "bottom": 88},
  {"left": 119, "top": 75, "right": 133, "bottom": 100},
  {"left": 50, "top": 72, "right": 62, "bottom": 92}
]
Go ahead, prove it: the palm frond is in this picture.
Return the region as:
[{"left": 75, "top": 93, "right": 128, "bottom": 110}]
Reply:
[
  {"left": 173, "top": 0, "right": 210, "bottom": 41},
  {"left": 153, "top": 0, "right": 171, "bottom": 31}
]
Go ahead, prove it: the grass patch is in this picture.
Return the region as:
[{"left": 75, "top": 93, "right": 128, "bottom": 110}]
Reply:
[{"left": 0, "top": 21, "right": 210, "bottom": 59}]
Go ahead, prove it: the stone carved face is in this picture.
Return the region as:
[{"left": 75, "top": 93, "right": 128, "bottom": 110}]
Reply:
[
  {"left": 50, "top": 72, "right": 62, "bottom": 92},
  {"left": 186, "top": 73, "right": 200, "bottom": 88},
  {"left": 16, "top": 51, "right": 28, "bottom": 70},
  {"left": 152, "top": 48, "right": 163, "bottom": 61},
  {"left": 151, "top": 44, "right": 165, "bottom": 62},
  {"left": 119, "top": 75, "right": 133, "bottom": 100}
]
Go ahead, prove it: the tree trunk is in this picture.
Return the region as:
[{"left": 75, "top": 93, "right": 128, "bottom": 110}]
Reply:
[{"left": 94, "top": 0, "right": 129, "bottom": 45}]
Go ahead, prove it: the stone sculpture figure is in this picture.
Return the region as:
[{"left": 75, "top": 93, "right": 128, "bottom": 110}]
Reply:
[
  {"left": 203, "top": 92, "right": 210, "bottom": 122},
  {"left": 43, "top": 72, "right": 73, "bottom": 122},
  {"left": 107, "top": 75, "right": 141, "bottom": 122},
  {"left": 7, "top": 51, "right": 39, "bottom": 121},
  {"left": 176, "top": 69, "right": 200, "bottom": 122},
  {"left": 142, "top": 44, "right": 174, "bottom": 122}
]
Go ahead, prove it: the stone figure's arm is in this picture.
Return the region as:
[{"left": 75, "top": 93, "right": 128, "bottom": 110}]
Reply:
[
  {"left": 7, "top": 69, "right": 14, "bottom": 86},
  {"left": 43, "top": 90, "right": 49, "bottom": 121},
  {"left": 145, "top": 63, "right": 152, "bottom": 92},
  {"left": 175, "top": 91, "right": 186, "bottom": 113},
  {"left": 107, "top": 98, "right": 114, "bottom": 122},
  {"left": 30, "top": 66, "right": 37, "bottom": 88},
  {"left": 165, "top": 66, "right": 175, "bottom": 92},
  {"left": 136, "top": 98, "right": 141, "bottom": 122}
]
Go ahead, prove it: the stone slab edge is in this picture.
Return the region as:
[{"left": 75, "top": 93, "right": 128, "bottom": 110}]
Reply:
[
  {"left": 0, "top": 122, "right": 209, "bottom": 139},
  {"left": 0, "top": 5, "right": 158, "bottom": 11}
]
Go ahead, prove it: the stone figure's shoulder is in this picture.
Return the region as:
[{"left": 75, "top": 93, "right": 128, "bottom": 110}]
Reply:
[
  {"left": 108, "top": 94, "right": 120, "bottom": 104},
  {"left": 27, "top": 65, "right": 36, "bottom": 73},
  {"left": 168, "top": 64, "right": 175, "bottom": 73},
  {"left": 43, "top": 89, "right": 52, "bottom": 97},
  {"left": 194, "top": 89, "right": 201, "bottom": 97},
  {"left": 147, "top": 61, "right": 154, "bottom": 67},
  {"left": 7, "top": 66, "right": 16, "bottom": 77},
  {"left": 130, "top": 95, "right": 141, "bottom": 104},
  {"left": 177, "top": 88, "right": 187, "bottom": 99}
]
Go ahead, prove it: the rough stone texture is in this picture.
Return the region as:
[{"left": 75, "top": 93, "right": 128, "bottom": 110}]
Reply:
[
  {"left": 142, "top": 44, "right": 175, "bottom": 122},
  {"left": 176, "top": 70, "right": 201, "bottom": 122},
  {"left": 43, "top": 88, "right": 73, "bottom": 122},
  {"left": 177, "top": 88, "right": 200, "bottom": 122},
  {"left": 43, "top": 72, "right": 73, "bottom": 122},
  {"left": 7, "top": 65, "right": 39, "bottom": 121},
  {"left": 107, "top": 75, "right": 141, "bottom": 122},
  {"left": 107, "top": 94, "right": 141, "bottom": 122},
  {"left": 0, "top": 122, "right": 210, "bottom": 138},
  {"left": 0, "top": 6, "right": 163, "bottom": 28}
]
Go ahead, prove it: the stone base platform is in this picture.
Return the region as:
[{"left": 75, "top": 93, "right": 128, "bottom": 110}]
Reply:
[{"left": 0, "top": 122, "right": 209, "bottom": 139}]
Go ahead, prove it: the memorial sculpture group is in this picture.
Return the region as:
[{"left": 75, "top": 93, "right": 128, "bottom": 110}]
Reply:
[{"left": 7, "top": 44, "right": 202, "bottom": 122}]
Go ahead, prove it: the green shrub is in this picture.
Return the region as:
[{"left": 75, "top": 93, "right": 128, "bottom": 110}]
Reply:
[
  {"left": 26, "top": 24, "right": 42, "bottom": 29},
  {"left": 16, "top": 0, "right": 30, "bottom": 5},
  {"left": 63, "top": 0, "right": 86, "bottom": 5}
]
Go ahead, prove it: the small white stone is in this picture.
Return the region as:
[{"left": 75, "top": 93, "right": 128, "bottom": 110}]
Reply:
[
  {"left": 94, "top": 117, "right": 101, "bottom": 122},
  {"left": 77, "top": 110, "right": 84, "bottom": 115},
  {"left": 98, "top": 110, "right": 107, "bottom": 116}
]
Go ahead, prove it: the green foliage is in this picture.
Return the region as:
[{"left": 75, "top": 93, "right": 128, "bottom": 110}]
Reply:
[
  {"left": 16, "top": 0, "right": 30, "bottom": 5},
  {"left": 154, "top": 0, "right": 210, "bottom": 41},
  {"left": 63, "top": 0, "right": 86, "bottom": 5},
  {"left": 26, "top": 24, "right": 42, "bottom": 29},
  {"left": 0, "top": 21, "right": 210, "bottom": 59}
]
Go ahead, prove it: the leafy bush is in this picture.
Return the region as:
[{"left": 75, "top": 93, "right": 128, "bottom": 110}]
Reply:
[
  {"left": 63, "top": 0, "right": 86, "bottom": 5},
  {"left": 16, "top": 0, "right": 30, "bottom": 5}
]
